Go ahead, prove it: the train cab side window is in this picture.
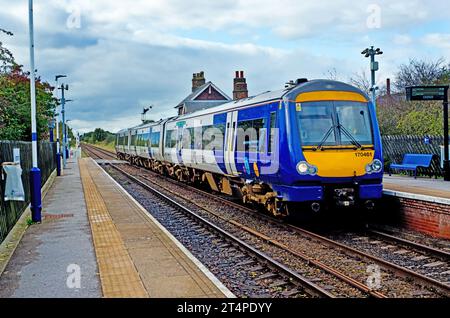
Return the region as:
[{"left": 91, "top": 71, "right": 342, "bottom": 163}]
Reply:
[{"left": 269, "top": 112, "right": 277, "bottom": 154}]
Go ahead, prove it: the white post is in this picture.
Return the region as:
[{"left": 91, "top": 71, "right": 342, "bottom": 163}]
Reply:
[
  {"left": 28, "top": 0, "right": 42, "bottom": 223},
  {"left": 29, "top": 0, "right": 38, "bottom": 168}
]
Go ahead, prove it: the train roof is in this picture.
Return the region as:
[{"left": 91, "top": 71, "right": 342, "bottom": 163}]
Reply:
[
  {"left": 119, "top": 118, "right": 172, "bottom": 134},
  {"left": 118, "top": 79, "right": 369, "bottom": 130},
  {"left": 171, "top": 79, "right": 369, "bottom": 121}
]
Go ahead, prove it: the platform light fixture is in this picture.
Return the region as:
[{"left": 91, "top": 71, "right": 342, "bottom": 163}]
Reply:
[
  {"left": 361, "top": 46, "right": 383, "bottom": 108},
  {"left": 54, "top": 75, "right": 67, "bottom": 176}
]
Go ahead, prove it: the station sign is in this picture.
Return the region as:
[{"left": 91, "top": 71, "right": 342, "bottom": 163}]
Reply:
[
  {"left": 406, "top": 86, "right": 449, "bottom": 101},
  {"left": 405, "top": 85, "right": 450, "bottom": 181}
]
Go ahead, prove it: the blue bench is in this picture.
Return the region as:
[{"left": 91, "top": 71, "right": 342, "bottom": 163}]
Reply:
[{"left": 389, "top": 154, "right": 436, "bottom": 179}]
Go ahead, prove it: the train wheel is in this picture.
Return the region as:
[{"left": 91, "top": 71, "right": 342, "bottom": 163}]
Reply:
[{"left": 265, "top": 199, "right": 288, "bottom": 218}]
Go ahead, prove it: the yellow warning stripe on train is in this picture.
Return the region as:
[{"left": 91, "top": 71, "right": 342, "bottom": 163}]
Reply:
[{"left": 296, "top": 91, "right": 368, "bottom": 103}]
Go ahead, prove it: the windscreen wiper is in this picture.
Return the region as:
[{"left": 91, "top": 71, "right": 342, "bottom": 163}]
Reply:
[
  {"left": 313, "top": 126, "right": 335, "bottom": 151},
  {"left": 337, "top": 124, "right": 362, "bottom": 149}
]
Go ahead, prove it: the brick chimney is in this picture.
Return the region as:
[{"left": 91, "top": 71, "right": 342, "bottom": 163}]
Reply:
[
  {"left": 192, "top": 71, "right": 206, "bottom": 92},
  {"left": 386, "top": 78, "right": 391, "bottom": 96},
  {"left": 233, "top": 71, "right": 249, "bottom": 100}
]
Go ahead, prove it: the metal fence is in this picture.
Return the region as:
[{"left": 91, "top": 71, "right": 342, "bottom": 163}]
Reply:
[
  {"left": 0, "top": 141, "right": 56, "bottom": 244},
  {"left": 382, "top": 135, "right": 448, "bottom": 177}
]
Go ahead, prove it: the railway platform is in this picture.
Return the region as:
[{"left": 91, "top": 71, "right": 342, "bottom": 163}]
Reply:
[
  {"left": 384, "top": 175, "right": 450, "bottom": 200},
  {"left": 0, "top": 155, "right": 232, "bottom": 298},
  {"left": 381, "top": 175, "right": 450, "bottom": 239}
]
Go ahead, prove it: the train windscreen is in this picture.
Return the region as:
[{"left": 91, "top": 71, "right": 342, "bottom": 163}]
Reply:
[{"left": 297, "top": 101, "right": 373, "bottom": 147}]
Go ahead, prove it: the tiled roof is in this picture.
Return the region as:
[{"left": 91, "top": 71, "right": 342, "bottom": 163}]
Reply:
[
  {"left": 183, "top": 100, "right": 229, "bottom": 113},
  {"left": 175, "top": 81, "right": 231, "bottom": 109}
]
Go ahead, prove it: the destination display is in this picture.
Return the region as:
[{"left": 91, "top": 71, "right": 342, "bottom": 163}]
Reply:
[{"left": 406, "top": 86, "right": 449, "bottom": 101}]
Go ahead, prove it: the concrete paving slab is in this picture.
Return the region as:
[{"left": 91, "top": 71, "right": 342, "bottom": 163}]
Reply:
[
  {"left": 82, "top": 158, "right": 232, "bottom": 298},
  {"left": 0, "top": 158, "right": 101, "bottom": 298}
]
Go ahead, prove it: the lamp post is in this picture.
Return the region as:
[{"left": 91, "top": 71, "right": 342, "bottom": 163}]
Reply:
[
  {"left": 59, "top": 83, "right": 69, "bottom": 168},
  {"left": 361, "top": 46, "right": 383, "bottom": 107},
  {"left": 141, "top": 105, "right": 153, "bottom": 124},
  {"left": 55, "top": 75, "right": 66, "bottom": 176},
  {"left": 28, "top": 0, "right": 41, "bottom": 223},
  {"left": 64, "top": 101, "right": 74, "bottom": 160},
  {"left": 66, "top": 119, "right": 72, "bottom": 160}
]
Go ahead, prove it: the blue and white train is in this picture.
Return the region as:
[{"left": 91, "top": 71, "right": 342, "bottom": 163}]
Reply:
[{"left": 116, "top": 79, "right": 383, "bottom": 216}]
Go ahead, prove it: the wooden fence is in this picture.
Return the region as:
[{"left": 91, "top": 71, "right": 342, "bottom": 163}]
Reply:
[
  {"left": 0, "top": 141, "right": 56, "bottom": 244},
  {"left": 382, "top": 135, "right": 448, "bottom": 177}
]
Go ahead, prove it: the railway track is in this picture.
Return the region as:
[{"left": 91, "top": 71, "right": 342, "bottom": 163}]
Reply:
[
  {"left": 81, "top": 143, "right": 117, "bottom": 160},
  {"left": 367, "top": 228, "right": 450, "bottom": 260},
  {"left": 84, "top": 144, "right": 450, "bottom": 298},
  {"left": 107, "top": 164, "right": 334, "bottom": 298}
]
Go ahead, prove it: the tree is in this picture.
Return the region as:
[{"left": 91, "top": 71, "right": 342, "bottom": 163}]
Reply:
[
  {"left": 349, "top": 70, "right": 371, "bottom": 96},
  {"left": 396, "top": 104, "right": 443, "bottom": 135},
  {"left": 0, "top": 28, "right": 15, "bottom": 75},
  {"left": 0, "top": 31, "right": 56, "bottom": 141},
  {"left": 394, "top": 58, "right": 449, "bottom": 91},
  {"left": 81, "top": 128, "right": 115, "bottom": 144},
  {"left": 324, "top": 68, "right": 340, "bottom": 81}
]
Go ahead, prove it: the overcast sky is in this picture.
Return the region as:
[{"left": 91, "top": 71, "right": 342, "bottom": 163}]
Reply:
[{"left": 1, "top": 0, "right": 449, "bottom": 133}]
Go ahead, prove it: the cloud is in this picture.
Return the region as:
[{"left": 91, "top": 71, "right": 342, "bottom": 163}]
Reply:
[
  {"left": 422, "top": 33, "right": 450, "bottom": 49},
  {"left": 0, "top": 0, "right": 448, "bottom": 133},
  {"left": 393, "top": 34, "right": 412, "bottom": 46}
]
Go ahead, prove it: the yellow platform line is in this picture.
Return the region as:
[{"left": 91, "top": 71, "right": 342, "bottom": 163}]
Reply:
[{"left": 79, "top": 159, "right": 148, "bottom": 298}]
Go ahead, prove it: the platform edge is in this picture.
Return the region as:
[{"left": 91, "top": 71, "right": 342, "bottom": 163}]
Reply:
[
  {"left": 383, "top": 189, "right": 450, "bottom": 206},
  {"left": 95, "top": 160, "right": 236, "bottom": 299}
]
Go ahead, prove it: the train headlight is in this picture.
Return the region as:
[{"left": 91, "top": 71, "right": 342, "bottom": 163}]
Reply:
[
  {"left": 297, "top": 162, "right": 318, "bottom": 176},
  {"left": 366, "top": 159, "right": 383, "bottom": 174},
  {"left": 298, "top": 162, "right": 309, "bottom": 174},
  {"left": 372, "top": 159, "right": 383, "bottom": 172},
  {"left": 308, "top": 166, "right": 318, "bottom": 176}
]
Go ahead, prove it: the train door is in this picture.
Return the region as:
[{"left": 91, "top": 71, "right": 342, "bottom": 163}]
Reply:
[
  {"left": 148, "top": 127, "right": 152, "bottom": 158},
  {"left": 224, "top": 111, "right": 238, "bottom": 175},
  {"left": 176, "top": 124, "right": 184, "bottom": 165},
  {"left": 259, "top": 103, "right": 280, "bottom": 179},
  {"left": 126, "top": 130, "right": 131, "bottom": 153}
]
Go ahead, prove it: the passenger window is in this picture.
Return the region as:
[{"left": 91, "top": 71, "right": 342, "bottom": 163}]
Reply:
[
  {"left": 165, "top": 130, "right": 176, "bottom": 148},
  {"left": 151, "top": 132, "right": 160, "bottom": 148},
  {"left": 237, "top": 118, "right": 265, "bottom": 153}
]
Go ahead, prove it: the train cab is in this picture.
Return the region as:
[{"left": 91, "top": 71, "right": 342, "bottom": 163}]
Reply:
[{"left": 278, "top": 80, "right": 383, "bottom": 211}]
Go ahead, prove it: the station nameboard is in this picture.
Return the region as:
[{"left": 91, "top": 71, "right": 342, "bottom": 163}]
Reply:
[{"left": 406, "top": 86, "right": 449, "bottom": 101}]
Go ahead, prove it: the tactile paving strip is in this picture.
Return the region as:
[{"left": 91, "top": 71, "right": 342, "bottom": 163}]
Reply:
[{"left": 79, "top": 159, "right": 148, "bottom": 298}]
